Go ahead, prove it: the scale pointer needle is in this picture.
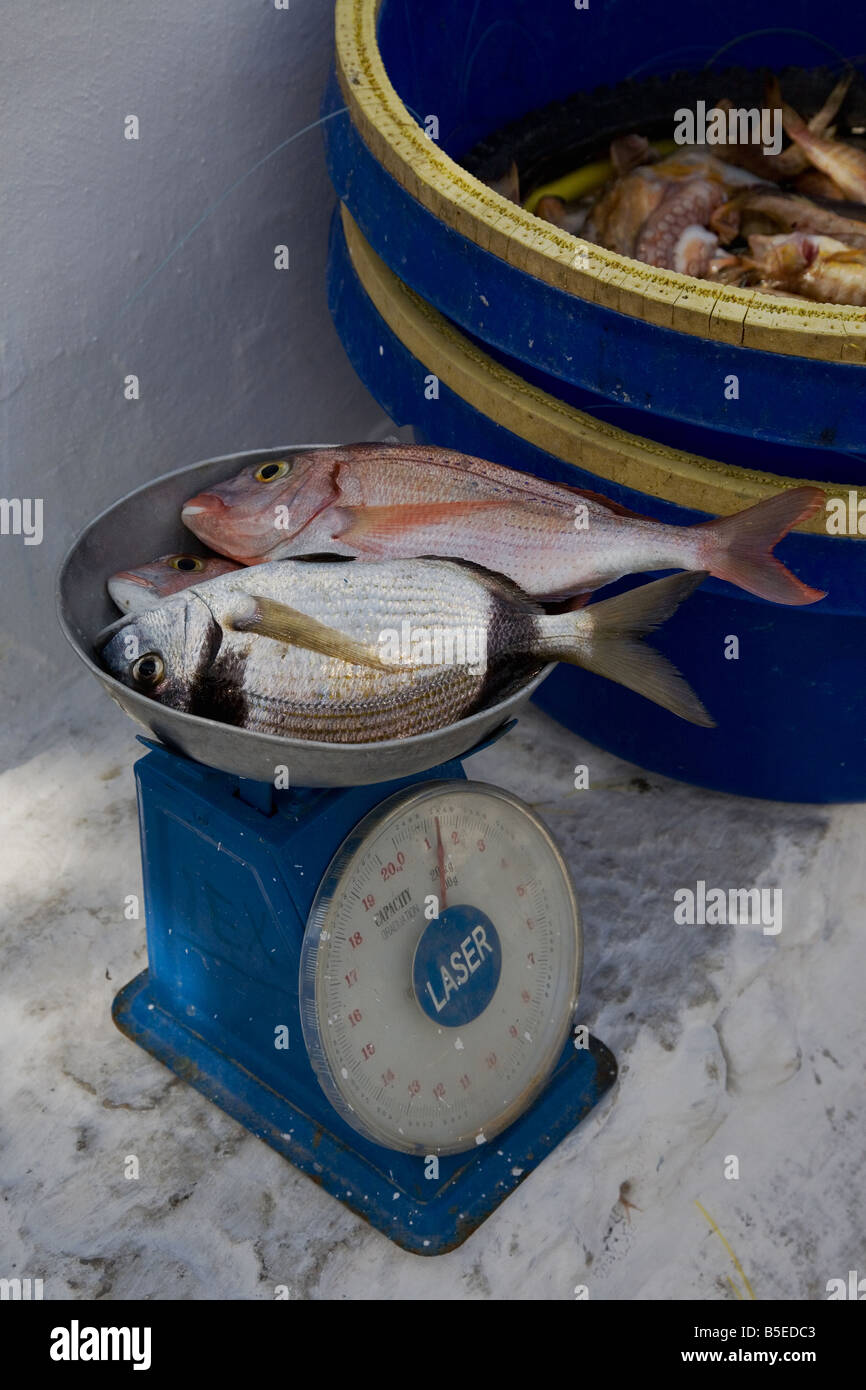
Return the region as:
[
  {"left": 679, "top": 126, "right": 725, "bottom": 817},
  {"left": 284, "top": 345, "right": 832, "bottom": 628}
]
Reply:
[{"left": 435, "top": 816, "right": 447, "bottom": 913}]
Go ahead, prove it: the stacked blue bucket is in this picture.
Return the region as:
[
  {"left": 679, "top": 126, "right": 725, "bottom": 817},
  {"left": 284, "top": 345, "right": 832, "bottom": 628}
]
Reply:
[{"left": 323, "top": 0, "right": 866, "bottom": 801}]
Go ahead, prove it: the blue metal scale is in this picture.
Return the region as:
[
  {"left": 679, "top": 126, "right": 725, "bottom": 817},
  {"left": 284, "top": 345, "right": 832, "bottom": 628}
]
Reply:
[{"left": 113, "top": 735, "right": 617, "bottom": 1256}]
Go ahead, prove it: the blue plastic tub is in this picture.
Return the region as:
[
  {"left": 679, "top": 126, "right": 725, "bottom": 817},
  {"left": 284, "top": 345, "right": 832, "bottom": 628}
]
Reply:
[
  {"left": 327, "top": 205, "right": 866, "bottom": 803},
  {"left": 326, "top": 1, "right": 866, "bottom": 461}
]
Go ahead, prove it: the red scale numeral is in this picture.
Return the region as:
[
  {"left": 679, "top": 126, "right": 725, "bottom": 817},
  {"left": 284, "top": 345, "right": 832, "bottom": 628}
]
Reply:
[{"left": 381, "top": 851, "right": 406, "bottom": 881}]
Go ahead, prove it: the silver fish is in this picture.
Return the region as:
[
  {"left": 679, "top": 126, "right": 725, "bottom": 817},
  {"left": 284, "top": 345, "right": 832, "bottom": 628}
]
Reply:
[{"left": 99, "top": 560, "right": 713, "bottom": 741}]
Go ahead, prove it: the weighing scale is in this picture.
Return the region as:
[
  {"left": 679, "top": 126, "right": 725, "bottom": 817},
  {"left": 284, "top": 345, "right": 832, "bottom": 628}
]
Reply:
[
  {"left": 58, "top": 446, "right": 618, "bottom": 1256},
  {"left": 112, "top": 729, "right": 616, "bottom": 1255}
]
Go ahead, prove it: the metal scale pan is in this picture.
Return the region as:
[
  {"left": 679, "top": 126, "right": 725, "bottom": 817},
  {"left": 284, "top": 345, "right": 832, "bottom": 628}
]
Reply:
[{"left": 57, "top": 445, "right": 554, "bottom": 787}]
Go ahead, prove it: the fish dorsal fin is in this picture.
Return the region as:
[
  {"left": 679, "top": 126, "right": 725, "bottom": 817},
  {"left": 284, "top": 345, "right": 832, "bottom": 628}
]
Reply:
[
  {"left": 427, "top": 556, "right": 544, "bottom": 612},
  {"left": 230, "top": 594, "right": 396, "bottom": 671},
  {"left": 555, "top": 484, "right": 643, "bottom": 518},
  {"left": 329, "top": 443, "right": 640, "bottom": 515}
]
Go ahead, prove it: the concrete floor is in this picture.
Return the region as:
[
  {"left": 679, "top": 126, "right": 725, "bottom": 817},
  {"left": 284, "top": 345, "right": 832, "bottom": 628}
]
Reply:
[{"left": 2, "top": 670, "right": 863, "bottom": 1300}]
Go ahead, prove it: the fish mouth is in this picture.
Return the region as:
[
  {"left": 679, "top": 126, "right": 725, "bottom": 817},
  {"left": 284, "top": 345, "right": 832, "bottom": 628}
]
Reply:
[
  {"left": 94, "top": 611, "right": 138, "bottom": 652},
  {"left": 110, "top": 570, "right": 151, "bottom": 586},
  {"left": 182, "top": 492, "right": 226, "bottom": 519},
  {"left": 107, "top": 574, "right": 155, "bottom": 614}
]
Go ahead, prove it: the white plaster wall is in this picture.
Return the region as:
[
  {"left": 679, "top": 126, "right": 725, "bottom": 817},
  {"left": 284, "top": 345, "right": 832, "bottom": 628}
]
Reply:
[{"left": 0, "top": 2, "right": 382, "bottom": 762}]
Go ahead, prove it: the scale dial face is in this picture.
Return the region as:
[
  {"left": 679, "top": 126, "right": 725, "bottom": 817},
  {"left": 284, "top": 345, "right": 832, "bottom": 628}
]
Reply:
[{"left": 300, "top": 781, "right": 582, "bottom": 1155}]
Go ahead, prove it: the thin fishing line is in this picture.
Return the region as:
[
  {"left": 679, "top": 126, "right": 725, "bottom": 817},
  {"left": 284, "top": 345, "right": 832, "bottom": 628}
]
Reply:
[
  {"left": 695, "top": 1199, "right": 757, "bottom": 1300},
  {"left": 118, "top": 106, "right": 350, "bottom": 319},
  {"left": 704, "top": 28, "right": 853, "bottom": 72}
]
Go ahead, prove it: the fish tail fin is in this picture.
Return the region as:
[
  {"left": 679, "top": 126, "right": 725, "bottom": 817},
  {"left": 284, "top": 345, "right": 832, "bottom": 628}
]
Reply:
[
  {"left": 769, "top": 69, "right": 852, "bottom": 140},
  {"left": 698, "top": 487, "right": 826, "bottom": 605},
  {"left": 810, "top": 71, "right": 853, "bottom": 135},
  {"left": 538, "top": 572, "right": 715, "bottom": 727},
  {"left": 772, "top": 80, "right": 836, "bottom": 164}
]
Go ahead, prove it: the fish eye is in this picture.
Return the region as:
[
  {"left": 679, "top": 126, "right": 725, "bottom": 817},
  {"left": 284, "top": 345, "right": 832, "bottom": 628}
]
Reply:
[
  {"left": 254, "top": 459, "right": 292, "bottom": 483},
  {"left": 131, "top": 652, "right": 165, "bottom": 686},
  {"left": 169, "top": 555, "right": 203, "bottom": 572}
]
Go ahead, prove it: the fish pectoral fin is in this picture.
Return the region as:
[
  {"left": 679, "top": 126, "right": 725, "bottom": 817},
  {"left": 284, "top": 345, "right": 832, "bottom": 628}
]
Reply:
[{"left": 230, "top": 594, "right": 397, "bottom": 671}]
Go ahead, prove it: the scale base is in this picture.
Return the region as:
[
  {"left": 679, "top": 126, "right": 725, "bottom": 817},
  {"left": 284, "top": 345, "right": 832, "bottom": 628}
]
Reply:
[{"left": 114, "top": 970, "right": 617, "bottom": 1257}]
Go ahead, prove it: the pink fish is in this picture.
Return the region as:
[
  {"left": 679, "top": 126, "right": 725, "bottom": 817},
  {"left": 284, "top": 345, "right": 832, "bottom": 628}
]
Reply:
[
  {"left": 108, "top": 552, "right": 243, "bottom": 614},
  {"left": 711, "top": 190, "right": 866, "bottom": 249},
  {"left": 714, "top": 74, "right": 852, "bottom": 182},
  {"left": 181, "top": 445, "right": 826, "bottom": 606},
  {"left": 745, "top": 232, "right": 866, "bottom": 306},
  {"left": 771, "top": 76, "right": 866, "bottom": 204}
]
